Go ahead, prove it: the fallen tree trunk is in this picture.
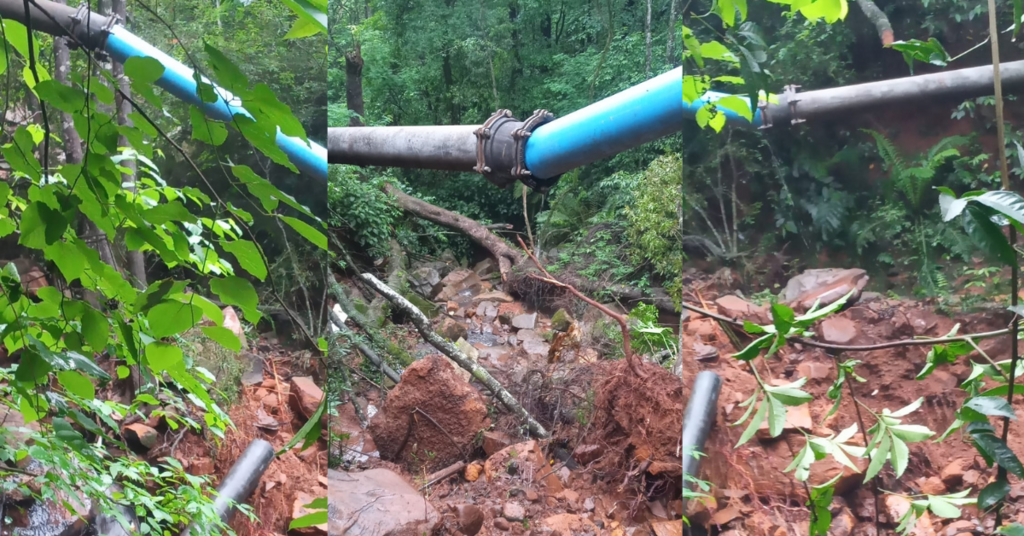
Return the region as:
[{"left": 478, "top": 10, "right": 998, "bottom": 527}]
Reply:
[
  {"left": 385, "top": 184, "right": 524, "bottom": 279},
  {"left": 359, "top": 273, "right": 550, "bottom": 438},
  {"left": 855, "top": 0, "right": 894, "bottom": 46}
]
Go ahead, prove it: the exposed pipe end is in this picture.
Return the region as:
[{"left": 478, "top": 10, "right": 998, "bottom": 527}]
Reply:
[
  {"left": 182, "top": 439, "right": 276, "bottom": 535},
  {"left": 680, "top": 371, "right": 722, "bottom": 526}
]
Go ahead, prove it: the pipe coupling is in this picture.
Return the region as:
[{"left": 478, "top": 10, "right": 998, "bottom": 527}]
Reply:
[{"left": 474, "top": 108, "right": 559, "bottom": 192}]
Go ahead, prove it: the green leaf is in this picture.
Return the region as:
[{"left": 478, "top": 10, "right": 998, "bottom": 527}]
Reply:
[
  {"left": 927, "top": 496, "right": 962, "bottom": 518},
  {"left": 767, "top": 396, "right": 786, "bottom": 437},
  {"left": 864, "top": 433, "right": 890, "bottom": 481},
  {"left": 124, "top": 57, "right": 166, "bottom": 84},
  {"left": 771, "top": 302, "right": 796, "bottom": 335},
  {"left": 189, "top": 106, "right": 228, "bottom": 146},
  {"left": 52, "top": 417, "right": 88, "bottom": 452},
  {"left": 57, "top": 370, "right": 95, "bottom": 400},
  {"left": 736, "top": 398, "right": 768, "bottom": 447},
  {"left": 682, "top": 76, "right": 710, "bottom": 105},
  {"left": 143, "top": 200, "right": 199, "bottom": 226},
  {"left": 221, "top": 239, "right": 267, "bottom": 281},
  {"left": 716, "top": 95, "right": 752, "bottom": 122},
  {"left": 201, "top": 326, "right": 242, "bottom": 352},
  {"left": 733, "top": 333, "right": 771, "bottom": 360},
  {"left": 978, "top": 476, "right": 1010, "bottom": 510},
  {"left": 204, "top": 42, "right": 249, "bottom": 94},
  {"left": 145, "top": 342, "right": 184, "bottom": 372},
  {"left": 28, "top": 336, "right": 110, "bottom": 381},
  {"left": 279, "top": 0, "right": 328, "bottom": 34},
  {"left": 278, "top": 389, "right": 327, "bottom": 454},
  {"left": 972, "top": 431, "right": 1024, "bottom": 477},
  {"left": 681, "top": 26, "right": 703, "bottom": 68},
  {"left": 210, "top": 276, "right": 261, "bottom": 324},
  {"left": 889, "top": 424, "right": 934, "bottom": 443},
  {"left": 701, "top": 41, "right": 738, "bottom": 63},
  {"left": 938, "top": 191, "right": 967, "bottom": 221},
  {"left": 285, "top": 17, "right": 322, "bottom": 39},
  {"left": 34, "top": 80, "right": 86, "bottom": 114},
  {"left": 15, "top": 350, "right": 51, "bottom": 385},
  {"left": 146, "top": 301, "right": 203, "bottom": 339},
  {"left": 766, "top": 386, "right": 813, "bottom": 406},
  {"left": 280, "top": 216, "right": 327, "bottom": 250},
  {"left": 19, "top": 201, "right": 67, "bottom": 249},
  {"left": 964, "top": 396, "right": 1017, "bottom": 420},
  {"left": 973, "top": 190, "right": 1024, "bottom": 225},
  {"left": 962, "top": 204, "right": 1015, "bottom": 266},
  {"left": 717, "top": 0, "right": 737, "bottom": 26},
  {"left": 890, "top": 435, "right": 909, "bottom": 476},
  {"left": 289, "top": 511, "right": 327, "bottom": 530},
  {"left": 81, "top": 307, "right": 109, "bottom": 350},
  {"left": 999, "top": 523, "right": 1024, "bottom": 536}
]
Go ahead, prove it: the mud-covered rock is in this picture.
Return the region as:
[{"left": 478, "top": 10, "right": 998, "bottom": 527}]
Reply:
[
  {"left": 784, "top": 268, "right": 868, "bottom": 311},
  {"left": 550, "top": 308, "right": 574, "bottom": 331},
  {"left": 439, "top": 317, "right": 468, "bottom": 341},
  {"left": 369, "top": 355, "right": 490, "bottom": 472},
  {"left": 327, "top": 468, "right": 439, "bottom": 535},
  {"left": 433, "top": 269, "right": 483, "bottom": 301}
]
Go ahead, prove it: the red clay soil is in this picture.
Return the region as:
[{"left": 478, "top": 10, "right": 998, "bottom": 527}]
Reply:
[
  {"left": 682, "top": 295, "right": 1024, "bottom": 534},
  {"left": 171, "top": 350, "right": 327, "bottom": 536}
]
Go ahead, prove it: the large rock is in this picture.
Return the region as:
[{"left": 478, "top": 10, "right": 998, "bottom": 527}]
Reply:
[
  {"left": 784, "top": 268, "right": 868, "bottom": 311},
  {"left": 408, "top": 266, "right": 442, "bottom": 296},
  {"left": 328, "top": 469, "right": 439, "bottom": 535},
  {"left": 472, "top": 291, "right": 514, "bottom": 304},
  {"left": 290, "top": 376, "right": 325, "bottom": 421},
  {"left": 820, "top": 317, "right": 858, "bottom": 345},
  {"left": 884, "top": 495, "right": 935, "bottom": 536},
  {"left": 473, "top": 258, "right": 499, "bottom": 277},
  {"left": 368, "top": 355, "right": 490, "bottom": 473},
  {"left": 432, "top": 269, "right": 483, "bottom": 301},
  {"left": 439, "top": 317, "right": 468, "bottom": 341},
  {"left": 715, "top": 295, "right": 761, "bottom": 320}
]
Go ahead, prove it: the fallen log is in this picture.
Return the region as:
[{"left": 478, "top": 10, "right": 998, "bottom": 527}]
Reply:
[
  {"left": 328, "top": 306, "right": 402, "bottom": 384},
  {"left": 359, "top": 273, "right": 550, "bottom": 438}
]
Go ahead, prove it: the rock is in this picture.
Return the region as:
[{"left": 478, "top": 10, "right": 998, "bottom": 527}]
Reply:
[
  {"left": 550, "top": 309, "right": 574, "bottom": 331},
  {"left": 919, "top": 476, "right": 947, "bottom": 496},
  {"left": 715, "top": 295, "right": 759, "bottom": 319},
  {"left": 473, "top": 291, "right": 514, "bottom": 303},
  {"left": 650, "top": 520, "right": 684, "bottom": 536},
  {"left": 961, "top": 469, "right": 981, "bottom": 489},
  {"left": 465, "top": 462, "right": 483, "bottom": 482},
  {"left": 930, "top": 370, "right": 959, "bottom": 391},
  {"left": 220, "top": 306, "right": 248, "bottom": 351},
  {"left": 820, "top": 317, "right": 858, "bottom": 345},
  {"left": 797, "top": 361, "right": 831, "bottom": 380},
  {"left": 525, "top": 490, "right": 539, "bottom": 502},
  {"left": 885, "top": 495, "right": 935, "bottom": 536},
  {"left": 239, "top": 352, "right": 264, "bottom": 386},
  {"left": 522, "top": 339, "right": 551, "bottom": 357},
  {"left": 123, "top": 423, "right": 158, "bottom": 451},
  {"left": 433, "top": 269, "right": 483, "bottom": 301},
  {"left": 583, "top": 497, "right": 595, "bottom": 511},
  {"left": 328, "top": 468, "right": 439, "bottom": 535},
  {"left": 455, "top": 504, "right": 485, "bottom": 536},
  {"left": 830, "top": 507, "right": 856, "bottom": 536},
  {"left": 190, "top": 457, "right": 215, "bottom": 475},
  {"left": 502, "top": 502, "right": 526, "bottom": 521},
  {"left": 944, "top": 520, "right": 974, "bottom": 536},
  {"left": 440, "top": 317, "right": 469, "bottom": 341},
  {"left": 493, "top": 517, "right": 511, "bottom": 531},
  {"left": 409, "top": 266, "right": 442, "bottom": 296},
  {"left": 291, "top": 491, "right": 328, "bottom": 535},
  {"left": 573, "top": 444, "right": 605, "bottom": 465},
  {"left": 290, "top": 376, "right": 324, "bottom": 421},
  {"left": 539, "top": 514, "right": 600, "bottom": 535},
  {"left": 784, "top": 268, "right": 868, "bottom": 311},
  {"left": 710, "top": 505, "right": 741, "bottom": 525},
  {"left": 516, "top": 329, "right": 544, "bottom": 342},
  {"left": 940, "top": 459, "right": 970, "bottom": 489},
  {"left": 475, "top": 301, "right": 498, "bottom": 320},
  {"left": 558, "top": 489, "right": 580, "bottom": 503},
  {"left": 693, "top": 342, "right": 718, "bottom": 361},
  {"left": 369, "top": 355, "right": 490, "bottom": 473},
  {"left": 483, "top": 431, "right": 514, "bottom": 456},
  {"left": 473, "top": 258, "right": 499, "bottom": 277},
  {"left": 512, "top": 313, "right": 538, "bottom": 330}
]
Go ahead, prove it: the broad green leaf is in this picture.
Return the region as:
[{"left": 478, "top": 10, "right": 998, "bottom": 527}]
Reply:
[
  {"left": 963, "top": 204, "right": 1015, "bottom": 266},
  {"left": 81, "top": 307, "right": 109, "bottom": 350},
  {"left": 972, "top": 431, "right": 1024, "bottom": 477},
  {"left": 864, "top": 433, "right": 890, "bottom": 481},
  {"left": 204, "top": 42, "right": 249, "bottom": 94},
  {"left": 771, "top": 302, "right": 796, "bottom": 336},
  {"left": 124, "top": 57, "right": 165, "bottom": 84},
  {"left": 202, "top": 326, "right": 242, "bottom": 352},
  {"left": 34, "top": 80, "right": 86, "bottom": 114},
  {"left": 280, "top": 216, "right": 327, "bottom": 250},
  {"left": 146, "top": 301, "right": 203, "bottom": 339},
  {"left": 889, "top": 424, "right": 933, "bottom": 443},
  {"left": 210, "top": 276, "right": 261, "bottom": 324},
  {"left": 142, "top": 200, "right": 199, "bottom": 226},
  {"left": 247, "top": 83, "right": 308, "bottom": 141},
  {"left": 57, "top": 370, "right": 95, "bottom": 400},
  {"left": 681, "top": 26, "right": 703, "bottom": 68},
  {"left": 289, "top": 511, "right": 327, "bottom": 530},
  {"left": 701, "top": 41, "right": 738, "bottom": 63},
  {"left": 28, "top": 336, "right": 110, "bottom": 381},
  {"left": 278, "top": 390, "right": 327, "bottom": 454},
  {"left": 52, "top": 417, "right": 88, "bottom": 452},
  {"left": 890, "top": 435, "right": 909, "bottom": 476},
  {"left": 285, "top": 17, "right": 322, "bottom": 39},
  {"left": 973, "top": 190, "right": 1024, "bottom": 225},
  {"left": 717, "top": 0, "right": 737, "bottom": 26},
  {"left": 767, "top": 396, "right": 786, "bottom": 437},
  {"left": 221, "top": 239, "right": 267, "bottom": 281},
  {"left": 890, "top": 397, "right": 924, "bottom": 417},
  {"left": 14, "top": 350, "right": 51, "bottom": 385},
  {"left": 682, "top": 76, "right": 710, "bottom": 105},
  {"left": 736, "top": 398, "right": 768, "bottom": 447},
  {"left": 279, "top": 0, "right": 328, "bottom": 34},
  {"left": 189, "top": 106, "right": 228, "bottom": 146},
  {"left": 999, "top": 523, "right": 1024, "bottom": 536},
  {"left": 964, "top": 396, "right": 1017, "bottom": 420},
  {"left": 978, "top": 477, "right": 1010, "bottom": 510},
  {"left": 145, "top": 342, "right": 184, "bottom": 372},
  {"left": 19, "top": 201, "right": 67, "bottom": 249},
  {"left": 732, "top": 333, "right": 771, "bottom": 360},
  {"left": 716, "top": 95, "right": 752, "bottom": 122},
  {"left": 938, "top": 191, "right": 967, "bottom": 221}
]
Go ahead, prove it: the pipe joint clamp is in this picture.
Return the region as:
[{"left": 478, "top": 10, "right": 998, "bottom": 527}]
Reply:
[
  {"left": 67, "top": 2, "right": 114, "bottom": 54},
  {"left": 784, "top": 84, "right": 805, "bottom": 125},
  {"left": 474, "top": 108, "right": 560, "bottom": 192}
]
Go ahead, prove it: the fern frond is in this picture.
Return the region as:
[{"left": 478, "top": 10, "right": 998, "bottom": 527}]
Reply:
[{"left": 862, "top": 129, "right": 905, "bottom": 179}]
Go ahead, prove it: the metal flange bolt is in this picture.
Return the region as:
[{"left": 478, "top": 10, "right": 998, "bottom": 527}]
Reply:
[{"left": 784, "top": 84, "right": 805, "bottom": 125}]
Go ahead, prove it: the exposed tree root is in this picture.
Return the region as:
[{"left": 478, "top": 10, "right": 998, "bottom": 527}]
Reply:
[
  {"left": 385, "top": 184, "right": 524, "bottom": 280},
  {"left": 359, "top": 273, "right": 550, "bottom": 438}
]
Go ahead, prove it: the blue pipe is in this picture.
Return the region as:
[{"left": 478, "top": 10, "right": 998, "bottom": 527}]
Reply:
[
  {"left": 523, "top": 67, "right": 758, "bottom": 180},
  {"left": 104, "top": 26, "right": 328, "bottom": 181}
]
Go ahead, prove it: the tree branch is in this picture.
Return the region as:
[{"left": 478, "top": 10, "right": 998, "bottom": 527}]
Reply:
[{"left": 855, "top": 0, "right": 894, "bottom": 46}]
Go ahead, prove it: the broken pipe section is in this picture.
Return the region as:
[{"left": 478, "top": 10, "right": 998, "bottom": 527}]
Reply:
[
  {"left": 681, "top": 371, "right": 721, "bottom": 529},
  {"left": 181, "top": 439, "right": 275, "bottom": 535}
]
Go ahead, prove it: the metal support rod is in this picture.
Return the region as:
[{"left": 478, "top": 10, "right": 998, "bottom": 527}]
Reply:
[
  {"left": 181, "top": 439, "right": 275, "bottom": 535},
  {"left": 681, "top": 371, "right": 721, "bottom": 500},
  {"left": 1, "top": 0, "right": 326, "bottom": 180}
]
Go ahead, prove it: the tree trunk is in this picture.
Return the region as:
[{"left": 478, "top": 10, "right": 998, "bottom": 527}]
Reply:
[
  {"left": 666, "top": 0, "right": 678, "bottom": 64},
  {"left": 645, "top": 0, "right": 652, "bottom": 77},
  {"left": 855, "top": 0, "right": 894, "bottom": 46},
  {"left": 385, "top": 184, "right": 524, "bottom": 278},
  {"left": 345, "top": 43, "right": 365, "bottom": 126},
  {"left": 113, "top": 0, "right": 147, "bottom": 289}
]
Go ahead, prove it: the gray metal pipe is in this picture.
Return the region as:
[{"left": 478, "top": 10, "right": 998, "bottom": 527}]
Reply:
[
  {"left": 681, "top": 371, "right": 721, "bottom": 495},
  {"left": 765, "top": 59, "right": 1024, "bottom": 125},
  {"left": 182, "top": 439, "right": 275, "bottom": 535},
  {"left": 327, "top": 125, "right": 478, "bottom": 171},
  {"left": 0, "top": 0, "right": 111, "bottom": 49}
]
